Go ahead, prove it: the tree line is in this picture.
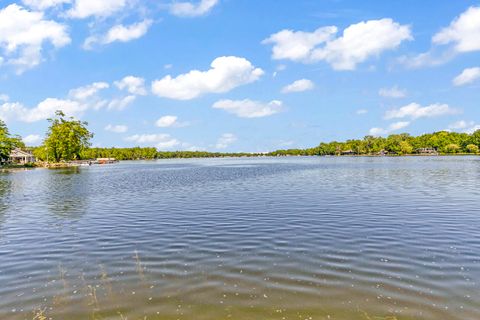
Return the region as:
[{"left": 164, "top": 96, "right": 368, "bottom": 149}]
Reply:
[
  {"left": 2, "top": 110, "right": 480, "bottom": 165},
  {"left": 269, "top": 131, "right": 480, "bottom": 156}
]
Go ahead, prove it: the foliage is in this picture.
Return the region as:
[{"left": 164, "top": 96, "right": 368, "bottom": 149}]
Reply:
[
  {"left": 270, "top": 130, "right": 480, "bottom": 156},
  {"left": 0, "top": 119, "right": 25, "bottom": 163},
  {"left": 40, "top": 111, "right": 93, "bottom": 162},
  {"left": 30, "top": 129, "right": 480, "bottom": 161},
  {"left": 466, "top": 144, "right": 479, "bottom": 154}
]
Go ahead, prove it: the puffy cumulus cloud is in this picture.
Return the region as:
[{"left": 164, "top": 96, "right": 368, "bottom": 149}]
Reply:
[
  {"left": 385, "top": 103, "right": 459, "bottom": 120},
  {"left": 125, "top": 133, "right": 180, "bottom": 149},
  {"left": 433, "top": 6, "right": 480, "bottom": 53},
  {"left": 114, "top": 76, "right": 147, "bottom": 95},
  {"left": 281, "top": 79, "right": 314, "bottom": 93},
  {"left": 0, "top": 98, "right": 87, "bottom": 123},
  {"left": 264, "top": 19, "right": 412, "bottom": 70},
  {"left": 378, "top": 86, "right": 407, "bottom": 98},
  {"left": 263, "top": 26, "right": 337, "bottom": 62},
  {"left": 22, "top": 134, "right": 42, "bottom": 145},
  {"left": 401, "top": 6, "right": 480, "bottom": 69},
  {"left": 84, "top": 20, "right": 152, "bottom": 49},
  {"left": 369, "top": 121, "right": 410, "bottom": 136},
  {"left": 107, "top": 95, "right": 136, "bottom": 110},
  {"left": 155, "top": 115, "right": 178, "bottom": 128},
  {"left": 69, "top": 82, "right": 109, "bottom": 100},
  {"left": 0, "top": 81, "right": 135, "bottom": 123},
  {"left": 170, "top": 0, "right": 219, "bottom": 17},
  {"left": 22, "top": 0, "right": 70, "bottom": 10},
  {"left": 105, "top": 124, "right": 128, "bottom": 133},
  {"left": 0, "top": 4, "right": 70, "bottom": 73},
  {"left": 151, "top": 56, "right": 264, "bottom": 100},
  {"left": 215, "top": 133, "right": 236, "bottom": 149},
  {"left": 66, "top": 0, "right": 128, "bottom": 19},
  {"left": 453, "top": 67, "right": 480, "bottom": 86},
  {"left": 212, "top": 99, "right": 283, "bottom": 118}
]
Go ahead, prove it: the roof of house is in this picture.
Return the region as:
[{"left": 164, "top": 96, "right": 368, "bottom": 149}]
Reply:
[{"left": 10, "top": 148, "right": 34, "bottom": 158}]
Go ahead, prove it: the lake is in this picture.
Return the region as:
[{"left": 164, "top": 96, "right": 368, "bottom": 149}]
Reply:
[{"left": 1, "top": 156, "right": 479, "bottom": 320}]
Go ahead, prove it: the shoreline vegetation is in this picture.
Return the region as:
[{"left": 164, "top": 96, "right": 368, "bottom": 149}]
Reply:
[
  {"left": 2, "top": 111, "right": 480, "bottom": 170},
  {"left": 31, "top": 130, "right": 480, "bottom": 163}
]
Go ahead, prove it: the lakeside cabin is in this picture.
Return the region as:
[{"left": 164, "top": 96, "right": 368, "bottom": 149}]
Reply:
[
  {"left": 341, "top": 150, "right": 355, "bottom": 155},
  {"left": 96, "top": 158, "right": 118, "bottom": 164},
  {"left": 9, "top": 148, "right": 36, "bottom": 164},
  {"left": 416, "top": 148, "right": 438, "bottom": 155}
]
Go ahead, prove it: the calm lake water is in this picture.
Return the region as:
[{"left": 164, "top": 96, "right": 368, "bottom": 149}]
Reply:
[{"left": 1, "top": 156, "right": 479, "bottom": 320}]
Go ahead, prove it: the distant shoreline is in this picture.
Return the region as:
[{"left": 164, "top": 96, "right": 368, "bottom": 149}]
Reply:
[{"left": 2, "top": 153, "right": 479, "bottom": 171}]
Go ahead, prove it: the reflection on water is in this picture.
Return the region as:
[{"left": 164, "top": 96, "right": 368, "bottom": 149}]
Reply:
[{"left": 0, "top": 157, "right": 480, "bottom": 320}]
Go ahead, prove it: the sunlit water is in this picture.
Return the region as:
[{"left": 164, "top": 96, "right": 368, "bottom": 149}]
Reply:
[{"left": 1, "top": 156, "right": 479, "bottom": 320}]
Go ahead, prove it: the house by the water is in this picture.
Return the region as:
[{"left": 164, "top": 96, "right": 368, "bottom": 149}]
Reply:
[
  {"left": 9, "top": 148, "right": 36, "bottom": 164},
  {"left": 416, "top": 148, "right": 438, "bottom": 155}
]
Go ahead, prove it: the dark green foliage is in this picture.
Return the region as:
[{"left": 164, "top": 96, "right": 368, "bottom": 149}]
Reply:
[{"left": 0, "top": 119, "right": 24, "bottom": 163}]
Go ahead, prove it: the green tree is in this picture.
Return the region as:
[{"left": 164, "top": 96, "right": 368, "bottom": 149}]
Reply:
[
  {"left": 0, "top": 120, "right": 24, "bottom": 163},
  {"left": 466, "top": 144, "right": 479, "bottom": 154},
  {"left": 43, "top": 111, "right": 93, "bottom": 162},
  {"left": 444, "top": 143, "right": 460, "bottom": 154},
  {"left": 399, "top": 141, "right": 413, "bottom": 155}
]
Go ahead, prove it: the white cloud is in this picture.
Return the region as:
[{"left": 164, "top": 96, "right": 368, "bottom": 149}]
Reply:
[
  {"left": 0, "top": 98, "right": 87, "bottom": 123},
  {"left": 151, "top": 56, "right": 264, "bottom": 100},
  {"left": 356, "top": 109, "right": 368, "bottom": 115},
  {"left": 378, "top": 86, "right": 407, "bottom": 98},
  {"left": 22, "top": 0, "right": 70, "bottom": 10},
  {"left": 401, "top": 6, "right": 480, "bottom": 69},
  {"left": 66, "top": 0, "right": 128, "bottom": 19},
  {"left": 105, "top": 124, "right": 128, "bottom": 133},
  {"left": 114, "top": 76, "right": 147, "bottom": 95},
  {"left": 155, "top": 115, "right": 178, "bottom": 128},
  {"left": 263, "top": 18, "right": 412, "bottom": 70},
  {"left": 0, "top": 81, "right": 136, "bottom": 123},
  {"left": 68, "top": 82, "right": 109, "bottom": 100},
  {"left": 125, "top": 133, "right": 180, "bottom": 149},
  {"left": 385, "top": 103, "right": 459, "bottom": 120},
  {"left": 433, "top": 6, "right": 480, "bottom": 53},
  {"left": 281, "top": 79, "right": 314, "bottom": 93},
  {"left": 0, "top": 94, "right": 9, "bottom": 102},
  {"left": 453, "top": 67, "right": 480, "bottom": 86},
  {"left": 170, "top": 0, "right": 219, "bottom": 17},
  {"left": 263, "top": 26, "right": 337, "bottom": 62},
  {"left": 212, "top": 99, "right": 283, "bottom": 118},
  {"left": 215, "top": 133, "right": 236, "bottom": 149},
  {"left": 369, "top": 121, "right": 410, "bottom": 136},
  {"left": 398, "top": 50, "right": 454, "bottom": 69},
  {"left": 22, "top": 134, "right": 42, "bottom": 145},
  {"left": 0, "top": 4, "right": 70, "bottom": 73},
  {"left": 447, "top": 120, "right": 480, "bottom": 134},
  {"left": 107, "top": 95, "right": 136, "bottom": 110},
  {"left": 84, "top": 20, "right": 152, "bottom": 48}
]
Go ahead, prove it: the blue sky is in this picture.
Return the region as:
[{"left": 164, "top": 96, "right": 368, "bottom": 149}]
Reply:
[{"left": 0, "top": 0, "right": 479, "bottom": 152}]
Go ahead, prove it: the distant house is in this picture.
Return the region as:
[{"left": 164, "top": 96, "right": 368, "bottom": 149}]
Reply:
[
  {"left": 9, "top": 148, "right": 36, "bottom": 164},
  {"left": 96, "top": 158, "right": 118, "bottom": 164},
  {"left": 416, "top": 148, "right": 438, "bottom": 155},
  {"left": 341, "top": 150, "right": 355, "bottom": 155},
  {"left": 377, "top": 150, "right": 389, "bottom": 156}
]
